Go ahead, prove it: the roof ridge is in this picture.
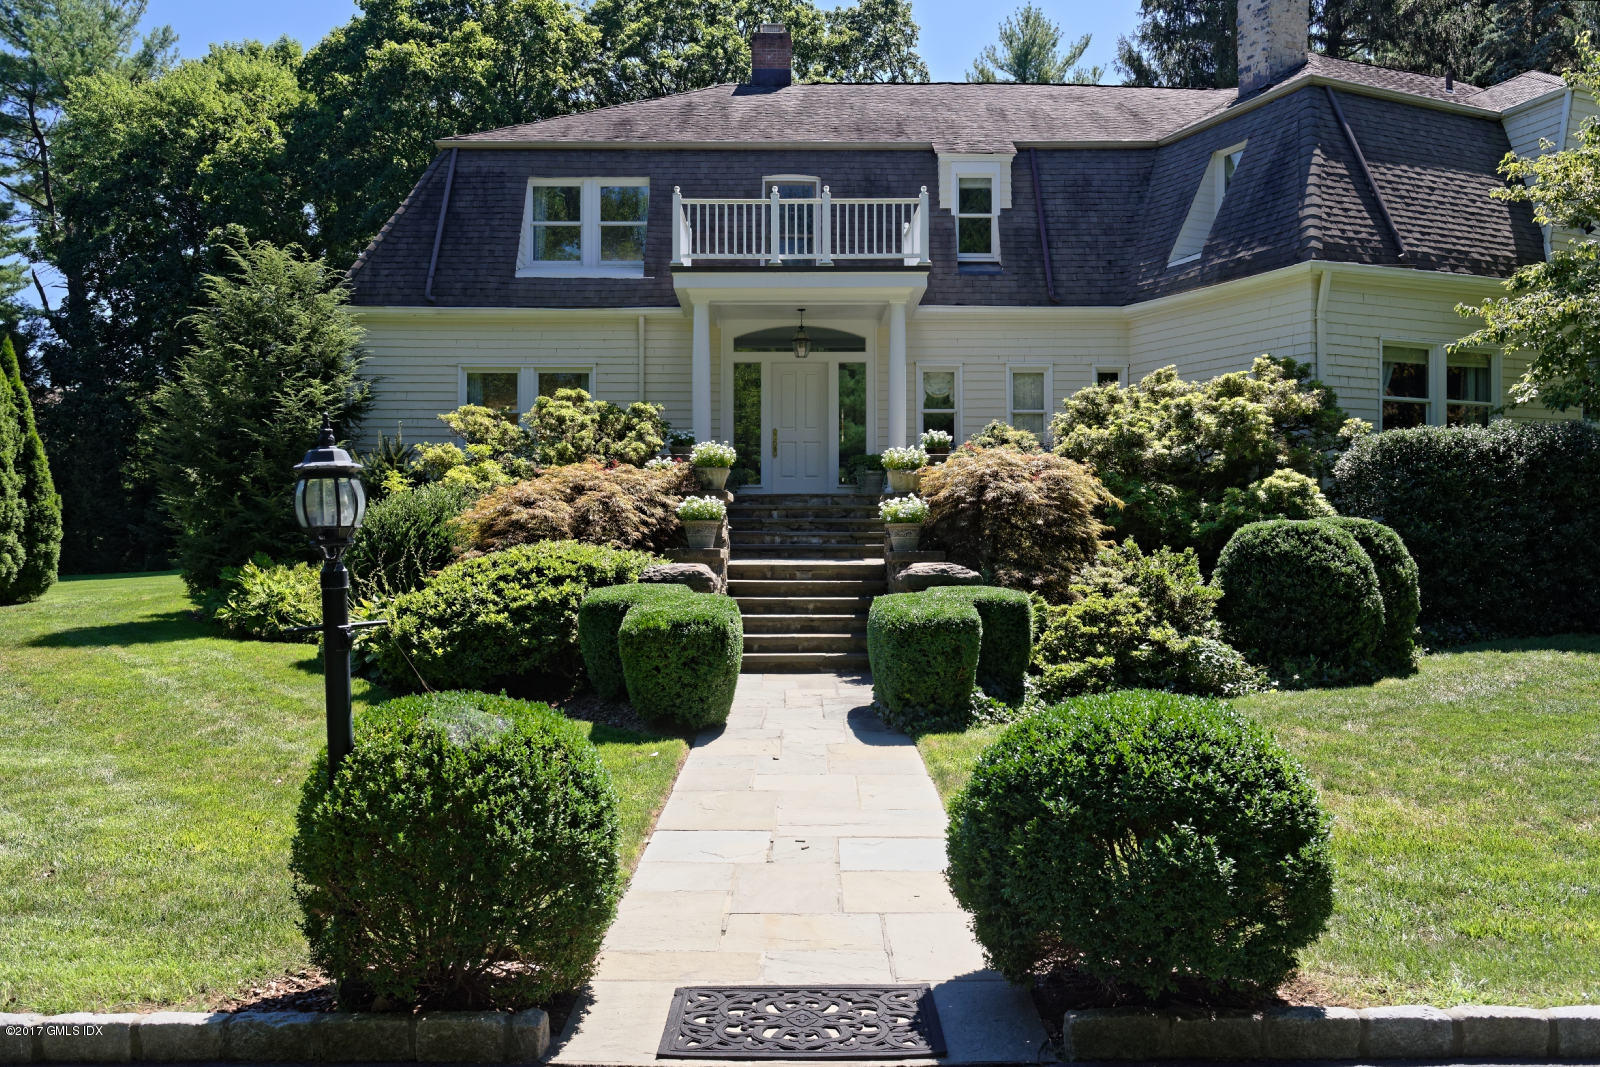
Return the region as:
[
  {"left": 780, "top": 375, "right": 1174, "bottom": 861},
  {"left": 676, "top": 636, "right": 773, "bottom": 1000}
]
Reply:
[{"left": 446, "top": 82, "right": 741, "bottom": 142}]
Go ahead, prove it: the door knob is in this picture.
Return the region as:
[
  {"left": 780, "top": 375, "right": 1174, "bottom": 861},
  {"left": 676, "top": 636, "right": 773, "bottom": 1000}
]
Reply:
[{"left": 771, "top": 428, "right": 778, "bottom": 457}]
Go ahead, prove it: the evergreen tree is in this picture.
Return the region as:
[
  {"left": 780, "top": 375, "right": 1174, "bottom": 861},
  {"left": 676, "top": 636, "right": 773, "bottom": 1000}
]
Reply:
[
  {"left": 141, "top": 240, "right": 370, "bottom": 595},
  {"left": 968, "top": 4, "right": 1102, "bottom": 84},
  {"left": 0, "top": 334, "right": 57, "bottom": 601},
  {"left": 1115, "top": 0, "right": 1234, "bottom": 87},
  {"left": 0, "top": 333, "right": 20, "bottom": 589}
]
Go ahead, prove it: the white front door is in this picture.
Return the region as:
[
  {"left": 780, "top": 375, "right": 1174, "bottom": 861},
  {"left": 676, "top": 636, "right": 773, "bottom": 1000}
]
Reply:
[{"left": 771, "top": 362, "right": 829, "bottom": 492}]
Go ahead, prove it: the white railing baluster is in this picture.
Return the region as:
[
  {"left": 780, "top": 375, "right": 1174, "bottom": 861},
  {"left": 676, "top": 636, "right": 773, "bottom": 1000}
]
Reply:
[{"left": 673, "top": 190, "right": 926, "bottom": 265}]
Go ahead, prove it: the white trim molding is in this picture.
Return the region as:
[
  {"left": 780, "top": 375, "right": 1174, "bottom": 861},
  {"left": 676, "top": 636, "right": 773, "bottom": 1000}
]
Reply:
[{"left": 516, "top": 177, "right": 649, "bottom": 278}]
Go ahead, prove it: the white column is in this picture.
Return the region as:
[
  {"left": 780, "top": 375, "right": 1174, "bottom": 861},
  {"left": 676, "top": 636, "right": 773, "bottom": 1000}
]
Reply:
[
  {"left": 691, "top": 300, "right": 712, "bottom": 442},
  {"left": 888, "top": 300, "right": 908, "bottom": 449}
]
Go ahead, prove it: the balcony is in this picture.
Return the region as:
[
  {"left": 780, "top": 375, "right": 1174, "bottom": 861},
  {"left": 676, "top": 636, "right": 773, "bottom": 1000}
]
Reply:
[{"left": 671, "top": 186, "right": 931, "bottom": 268}]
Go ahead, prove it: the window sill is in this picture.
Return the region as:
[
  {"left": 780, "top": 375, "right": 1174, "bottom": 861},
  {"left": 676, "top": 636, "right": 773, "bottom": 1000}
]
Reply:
[
  {"left": 958, "top": 262, "right": 1003, "bottom": 275},
  {"left": 515, "top": 264, "right": 647, "bottom": 279}
]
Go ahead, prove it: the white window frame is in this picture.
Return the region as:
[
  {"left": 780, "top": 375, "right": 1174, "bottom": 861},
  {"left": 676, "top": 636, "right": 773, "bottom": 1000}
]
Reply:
[
  {"left": 761, "top": 173, "right": 819, "bottom": 196},
  {"left": 1007, "top": 364, "right": 1053, "bottom": 441},
  {"left": 1168, "top": 140, "right": 1247, "bottom": 266},
  {"left": 938, "top": 154, "right": 1012, "bottom": 264},
  {"left": 517, "top": 178, "right": 648, "bottom": 279},
  {"left": 1376, "top": 339, "right": 1502, "bottom": 430},
  {"left": 955, "top": 176, "right": 1000, "bottom": 262},
  {"left": 1443, "top": 349, "right": 1498, "bottom": 427},
  {"left": 1092, "top": 364, "right": 1128, "bottom": 388},
  {"left": 458, "top": 364, "right": 597, "bottom": 416},
  {"left": 917, "top": 364, "right": 962, "bottom": 439}
]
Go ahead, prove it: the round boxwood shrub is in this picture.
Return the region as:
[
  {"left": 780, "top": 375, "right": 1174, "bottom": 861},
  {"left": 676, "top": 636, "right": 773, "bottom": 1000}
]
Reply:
[
  {"left": 1317, "top": 517, "right": 1419, "bottom": 675},
  {"left": 1213, "top": 519, "right": 1385, "bottom": 685},
  {"left": 867, "top": 591, "right": 981, "bottom": 730},
  {"left": 289, "top": 691, "right": 621, "bottom": 1009},
  {"left": 617, "top": 593, "right": 743, "bottom": 729},
  {"left": 579, "top": 583, "right": 693, "bottom": 700},
  {"left": 374, "top": 540, "right": 658, "bottom": 692},
  {"left": 946, "top": 690, "right": 1334, "bottom": 998}
]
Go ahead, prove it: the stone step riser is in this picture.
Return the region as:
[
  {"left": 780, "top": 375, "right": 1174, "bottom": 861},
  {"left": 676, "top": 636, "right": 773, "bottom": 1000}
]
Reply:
[
  {"left": 729, "top": 579, "right": 889, "bottom": 597},
  {"left": 735, "top": 596, "right": 875, "bottom": 614},
  {"left": 740, "top": 613, "right": 868, "bottom": 634},
  {"left": 729, "top": 562, "right": 884, "bottom": 582},
  {"left": 729, "top": 508, "right": 882, "bottom": 521},
  {"left": 732, "top": 534, "right": 883, "bottom": 546},
  {"left": 744, "top": 633, "right": 869, "bottom": 653},
  {"left": 740, "top": 650, "right": 872, "bottom": 672},
  {"left": 732, "top": 546, "right": 884, "bottom": 559}
]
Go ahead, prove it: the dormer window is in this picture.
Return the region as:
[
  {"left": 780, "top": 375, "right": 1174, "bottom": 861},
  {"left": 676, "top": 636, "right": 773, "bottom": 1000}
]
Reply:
[
  {"left": 518, "top": 178, "right": 648, "bottom": 278},
  {"left": 1169, "top": 141, "right": 1247, "bottom": 266},
  {"left": 957, "top": 177, "right": 998, "bottom": 261}
]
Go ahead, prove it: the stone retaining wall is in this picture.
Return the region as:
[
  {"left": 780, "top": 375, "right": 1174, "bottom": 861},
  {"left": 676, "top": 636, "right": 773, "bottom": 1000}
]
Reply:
[{"left": 0, "top": 1008, "right": 548, "bottom": 1064}]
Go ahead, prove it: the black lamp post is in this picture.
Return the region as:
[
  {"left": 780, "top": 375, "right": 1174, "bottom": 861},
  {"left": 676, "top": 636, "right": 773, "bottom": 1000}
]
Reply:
[{"left": 293, "top": 419, "right": 375, "bottom": 779}]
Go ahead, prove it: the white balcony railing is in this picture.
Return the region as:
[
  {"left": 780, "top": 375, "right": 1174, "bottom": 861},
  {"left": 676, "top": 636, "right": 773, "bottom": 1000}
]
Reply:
[{"left": 671, "top": 185, "right": 932, "bottom": 267}]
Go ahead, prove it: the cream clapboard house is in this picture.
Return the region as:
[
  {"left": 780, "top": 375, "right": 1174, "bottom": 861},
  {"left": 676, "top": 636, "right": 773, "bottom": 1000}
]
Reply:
[{"left": 347, "top": 0, "right": 1590, "bottom": 494}]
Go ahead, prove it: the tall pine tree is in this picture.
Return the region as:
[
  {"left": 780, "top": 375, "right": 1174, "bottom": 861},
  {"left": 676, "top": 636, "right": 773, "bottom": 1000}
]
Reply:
[
  {"left": 0, "top": 333, "right": 20, "bottom": 589},
  {"left": 0, "top": 333, "right": 58, "bottom": 602}
]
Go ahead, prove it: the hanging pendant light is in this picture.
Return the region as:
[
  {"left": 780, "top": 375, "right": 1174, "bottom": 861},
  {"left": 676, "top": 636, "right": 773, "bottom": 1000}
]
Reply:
[{"left": 791, "top": 308, "right": 811, "bottom": 359}]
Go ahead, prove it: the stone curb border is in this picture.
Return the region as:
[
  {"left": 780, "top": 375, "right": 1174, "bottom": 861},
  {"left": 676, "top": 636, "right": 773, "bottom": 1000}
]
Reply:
[
  {"left": 1063, "top": 1004, "right": 1600, "bottom": 1061},
  {"left": 0, "top": 1009, "right": 549, "bottom": 1064}
]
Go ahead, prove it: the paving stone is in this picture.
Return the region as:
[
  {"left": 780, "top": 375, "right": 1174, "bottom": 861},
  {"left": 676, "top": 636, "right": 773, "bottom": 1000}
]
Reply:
[
  {"left": 839, "top": 837, "right": 947, "bottom": 871},
  {"left": 841, "top": 871, "right": 960, "bottom": 912},
  {"left": 934, "top": 979, "right": 1050, "bottom": 1064},
  {"left": 414, "top": 1012, "right": 508, "bottom": 1063},
  {"left": 627, "top": 860, "right": 734, "bottom": 892},
  {"left": 828, "top": 756, "right": 930, "bottom": 776},
  {"left": 1361, "top": 1005, "right": 1456, "bottom": 1058},
  {"left": 639, "top": 830, "right": 770, "bottom": 864},
  {"left": 314, "top": 1014, "right": 412, "bottom": 1062},
  {"left": 1262, "top": 1005, "right": 1361, "bottom": 1059},
  {"left": 509, "top": 1009, "right": 550, "bottom": 1063},
  {"left": 133, "top": 1013, "right": 227, "bottom": 1062},
  {"left": 884, "top": 913, "right": 990, "bottom": 981},
  {"left": 1169, "top": 1013, "right": 1264, "bottom": 1059},
  {"left": 36, "top": 1014, "right": 135, "bottom": 1063},
  {"left": 548, "top": 982, "right": 680, "bottom": 1066},
  {"left": 1062, "top": 1009, "right": 1173, "bottom": 1061},
  {"left": 1448, "top": 1005, "right": 1551, "bottom": 1057},
  {"left": 672, "top": 765, "right": 754, "bottom": 791},
  {"left": 730, "top": 863, "right": 840, "bottom": 913},
  {"left": 224, "top": 1012, "right": 320, "bottom": 1062},
  {"left": 761, "top": 950, "right": 895, "bottom": 983},
  {"left": 857, "top": 775, "right": 944, "bottom": 811},
  {"left": 0, "top": 1015, "right": 38, "bottom": 1064},
  {"left": 1550, "top": 1006, "right": 1600, "bottom": 1057},
  {"left": 657, "top": 790, "right": 779, "bottom": 830},
  {"left": 695, "top": 737, "right": 780, "bottom": 757},
  {"left": 769, "top": 835, "right": 836, "bottom": 864},
  {"left": 595, "top": 951, "right": 763, "bottom": 982},
  {"left": 721, "top": 913, "right": 884, "bottom": 952},
  {"left": 605, "top": 891, "right": 728, "bottom": 951}
]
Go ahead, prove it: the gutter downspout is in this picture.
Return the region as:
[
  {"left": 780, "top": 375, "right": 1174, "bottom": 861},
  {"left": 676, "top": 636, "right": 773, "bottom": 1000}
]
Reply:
[
  {"left": 1313, "top": 264, "right": 1330, "bottom": 380},
  {"left": 424, "top": 148, "right": 459, "bottom": 304},
  {"left": 1029, "top": 148, "right": 1059, "bottom": 303},
  {"left": 637, "top": 314, "right": 647, "bottom": 399},
  {"left": 1325, "top": 87, "right": 1406, "bottom": 261}
]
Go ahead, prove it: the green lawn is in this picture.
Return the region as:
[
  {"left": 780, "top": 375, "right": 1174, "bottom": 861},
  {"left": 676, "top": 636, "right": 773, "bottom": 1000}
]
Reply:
[
  {"left": 0, "top": 573, "right": 687, "bottom": 1014},
  {"left": 917, "top": 638, "right": 1600, "bottom": 1007}
]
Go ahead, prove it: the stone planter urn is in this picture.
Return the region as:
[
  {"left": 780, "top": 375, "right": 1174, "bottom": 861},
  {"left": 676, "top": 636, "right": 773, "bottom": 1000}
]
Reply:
[
  {"left": 695, "top": 466, "right": 731, "bottom": 492},
  {"left": 886, "top": 468, "right": 919, "bottom": 493},
  {"left": 857, "top": 469, "right": 884, "bottom": 496},
  {"left": 885, "top": 523, "right": 921, "bottom": 552},
  {"left": 683, "top": 520, "right": 721, "bottom": 549}
]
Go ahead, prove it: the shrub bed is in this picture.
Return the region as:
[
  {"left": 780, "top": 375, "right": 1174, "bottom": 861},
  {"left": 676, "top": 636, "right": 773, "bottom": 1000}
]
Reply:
[
  {"left": 1318, "top": 516, "right": 1420, "bottom": 675},
  {"left": 210, "top": 556, "right": 321, "bottom": 641},
  {"left": 578, "top": 583, "right": 694, "bottom": 700},
  {"left": 458, "top": 462, "right": 697, "bottom": 555},
  {"left": 1333, "top": 421, "right": 1600, "bottom": 638},
  {"left": 928, "top": 585, "right": 1033, "bottom": 701},
  {"left": 374, "top": 541, "right": 657, "bottom": 692},
  {"left": 346, "top": 481, "right": 476, "bottom": 597},
  {"left": 945, "top": 690, "right": 1334, "bottom": 998},
  {"left": 867, "top": 592, "right": 982, "bottom": 730},
  {"left": 1213, "top": 519, "right": 1384, "bottom": 685},
  {"left": 290, "top": 690, "right": 620, "bottom": 1009},
  {"left": 617, "top": 593, "right": 743, "bottom": 729}
]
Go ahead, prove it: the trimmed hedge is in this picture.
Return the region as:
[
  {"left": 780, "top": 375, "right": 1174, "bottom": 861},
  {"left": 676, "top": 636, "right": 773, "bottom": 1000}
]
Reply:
[
  {"left": 290, "top": 691, "right": 620, "bottom": 1009},
  {"left": 1213, "top": 519, "right": 1385, "bottom": 685},
  {"left": 578, "top": 583, "right": 694, "bottom": 700},
  {"left": 1334, "top": 421, "right": 1600, "bottom": 638},
  {"left": 618, "top": 593, "right": 743, "bottom": 729},
  {"left": 928, "top": 585, "right": 1034, "bottom": 701},
  {"left": 867, "top": 592, "right": 982, "bottom": 728},
  {"left": 946, "top": 690, "right": 1334, "bottom": 998},
  {"left": 1318, "top": 516, "right": 1420, "bottom": 674}
]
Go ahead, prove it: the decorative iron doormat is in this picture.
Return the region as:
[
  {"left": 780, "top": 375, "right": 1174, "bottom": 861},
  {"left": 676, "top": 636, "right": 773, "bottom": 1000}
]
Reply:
[{"left": 657, "top": 985, "right": 946, "bottom": 1059}]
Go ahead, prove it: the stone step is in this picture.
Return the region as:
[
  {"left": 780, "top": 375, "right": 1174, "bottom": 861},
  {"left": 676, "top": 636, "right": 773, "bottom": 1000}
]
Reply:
[
  {"left": 731, "top": 494, "right": 871, "bottom": 507},
  {"left": 741, "top": 650, "right": 873, "bottom": 673},
  {"left": 740, "top": 613, "right": 869, "bottom": 634},
  {"left": 730, "top": 516, "right": 883, "bottom": 529},
  {"left": 728, "top": 558, "right": 884, "bottom": 581},
  {"left": 736, "top": 595, "right": 876, "bottom": 615},
  {"left": 731, "top": 544, "right": 884, "bottom": 559},
  {"left": 728, "top": 578, "right": 889, "bottom": 598},
  {"left": 729, "top": 505, "right": 882, "bottom": 520},
  {"left": 743, "top": 632, "right": 869, "bottom": 653},
  {"left": 732, "top": 530, "right": 883, "bottom": 545}
]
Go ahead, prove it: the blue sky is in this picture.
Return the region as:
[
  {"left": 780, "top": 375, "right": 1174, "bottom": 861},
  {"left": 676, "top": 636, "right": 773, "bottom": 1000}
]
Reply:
[{"left": 138, "top": 0, "right": 1145, "bottom": 82}]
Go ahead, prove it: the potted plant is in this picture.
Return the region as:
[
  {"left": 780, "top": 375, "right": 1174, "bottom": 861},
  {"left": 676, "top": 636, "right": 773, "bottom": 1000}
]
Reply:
[
  {"left": 668, "top": 430, "right": 695, "bottom": 459},
  {"left": 920, "top": 429, "right": 953, "bottom": 459},
  {"left": 677, "top": 495, "right": 726, "bottom": 549},
  {"left": 690, "top": 440, "right": 737, "bottom": 491},
  {"left": 880, "top": 446, "right": 928, "bottom": 493},
  {"left": 879, "top": 494, "right": 927, "bottom": 553},
  {"left": 853, "top": 453, "right": 884, "bottom": 496}
]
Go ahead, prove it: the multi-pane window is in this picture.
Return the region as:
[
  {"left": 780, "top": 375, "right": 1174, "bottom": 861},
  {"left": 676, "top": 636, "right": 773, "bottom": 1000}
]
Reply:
[
  {"left": 463, "top": 368, "right": 592, "bottom": 417},
  {"left": 520, "top": 179, "right": 648, "bottom": 275},
  {"left": 467, "top": 371, "right": 520, "bottom": 415},
  {"left": 1010, "top": 369, "right": 1047, "bottom": 436},
  {"left": 1095, "top": 368, "right": 1124, "bottom": 387},
  {"left": 1446, "top": 352, "right": 1493, "bottom": 426},
  {"left": 956, "top": 177, "right": 997, "bottom": 260},
  {"left": 1381, "top": 345, "right": 1430, "bottom": 429},
  {"left": 921, "top": 368, "right": 957, "bottom": 436}
]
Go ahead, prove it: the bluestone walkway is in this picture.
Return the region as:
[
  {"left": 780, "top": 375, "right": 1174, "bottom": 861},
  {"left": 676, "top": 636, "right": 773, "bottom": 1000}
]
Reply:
[{"left": 550, "top": 672, "right": 1049, "bottom": 1067}]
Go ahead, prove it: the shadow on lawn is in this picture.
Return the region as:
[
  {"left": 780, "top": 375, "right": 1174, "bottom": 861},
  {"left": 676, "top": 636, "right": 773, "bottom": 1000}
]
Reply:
[{"left": 27, "top": 610, "right": 204, "bottom": 647}]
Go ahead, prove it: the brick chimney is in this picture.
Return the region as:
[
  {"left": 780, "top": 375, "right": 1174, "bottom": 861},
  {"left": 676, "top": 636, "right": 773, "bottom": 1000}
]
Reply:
[
  {"left": 1237, "top": 0, "right": 1308, "bottom": 96},
  {"left": 750, "top": 24, "right": 793, "bottom": 88}
]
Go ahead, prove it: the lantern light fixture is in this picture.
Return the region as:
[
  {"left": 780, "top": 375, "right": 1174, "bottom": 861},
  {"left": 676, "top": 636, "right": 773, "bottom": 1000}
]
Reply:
[
  {"left": 791, "top": 308, "right": 810, "bottom": 359},
  {"left": 293, "top": 420, "right": 368, "bottom": 559}
]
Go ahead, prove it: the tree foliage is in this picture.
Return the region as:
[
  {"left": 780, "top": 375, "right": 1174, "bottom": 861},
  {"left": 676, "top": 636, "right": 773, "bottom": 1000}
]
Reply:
[
  {"left": 968, "top": 4, "right": 1101, "bottom": 84},
  {"left": 141, "top": 240, "right": 369, "bottom": 595},
  {"left": 0, "top": 333, "right": 57, "bottom": 601}
]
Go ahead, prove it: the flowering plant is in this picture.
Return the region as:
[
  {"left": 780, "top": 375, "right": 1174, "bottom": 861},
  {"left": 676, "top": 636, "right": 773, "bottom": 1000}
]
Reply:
[
  {"left": 677, "top": 495, "right": 727, "bottom": 521},
  {"left": 690, "top": 441, "right": 737, "bottom": 468},
  {"left": 645, "top": 457, "right": 678, "bottom": 470},
  {"left": 879, "top": 494, "right": 928, "bottom": 524},
  {"left": 919, "top": 429, "right": 953, "bottom": 450},
  {"left": 879, "top": 446, "right": 929, "bottom": 471}
]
